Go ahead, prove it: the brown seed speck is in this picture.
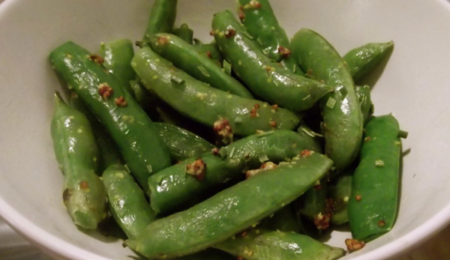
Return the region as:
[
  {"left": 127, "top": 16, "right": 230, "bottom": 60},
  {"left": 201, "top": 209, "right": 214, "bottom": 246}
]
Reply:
[
  {"left": 115, "top": 96, "right": 128, "bottom": 107},
  {"left": 225, "top": 29, "right": 236, "bottom": 38},
  {"left": 345, "top": 239, "right": 365, "bottom": 252},
  {"left": 355, "top": 195, "right": 362, "bottom": 201},
  {"left": 206, "top": 51, "right": 212, "bottom": 58},
  {"left": 186, "top": 159, "right": 206, "bottom": 180},
  {"left": 209, "top": 30, "right": 216, "bottom": 36},
  {"left": 80, "top": 181, "right": 89, "bottom": 190},
  {"left": 272, "top": 104, "right": 278, "bottom": 110},
  {"left": 89, "top": 54, "right": 104, "bottom": 64},
  {"left": 364, "top": 136, "right": 371, "bottom": 142},
  {"left": 307, "top": 69, "right": 313, "bottom": 76},
  {"left": 241, "top": 231, "right": 248, "bottom": 237},
  {"left": 314, "top": 212, "right": 331, "bottom": 230},
  {"left": 157, "top": 36, "right": 169, "bottom": 45},
  {"left": 98, "top": 84, "right": 113, "bottom": 100},
  {"left": 211, "top": 147, "right": 219, "bottom": 155},
  {"left": 254, "top": 104, "right": 260, "bottom": 109},
  {"left": 378, "top": 220, "right": 386, "bottom": 227},
  {"left": 300, "top": 149, "right": 312, "bottom": 157},
  {"left": 278, "top": 46, "right": 291, "bottom": 58},
  {"left": 269, "top": 120, "right": 277, "bottom": 127},
  {"left": 213, "top": 119, "right": 233, "bottom": 144},
  {"left": 250, "top": 109, "right": 257, "bottom": 118},
  {"left": 239, "top": 12, "right": 245, "bottom": 21}
]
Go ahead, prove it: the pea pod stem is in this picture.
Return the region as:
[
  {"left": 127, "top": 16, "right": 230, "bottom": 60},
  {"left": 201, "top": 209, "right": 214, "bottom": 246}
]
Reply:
[
  {"left": 172, "top": 23, "right": 194, "bottom": 44},
  {"left": 142, "top": 0, "right": 177, "bottom": 44}
]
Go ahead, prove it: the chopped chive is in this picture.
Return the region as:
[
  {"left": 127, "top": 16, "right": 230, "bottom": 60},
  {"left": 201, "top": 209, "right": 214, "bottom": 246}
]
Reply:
[
  {"left": 300, "top": 126, "right": 324, "bottom": 138},
  {"left": 197, "top": 66, "right": 210, "bottom": 77},
  {"left": 326, "top": 97, "right": 336, "bottom": 109},
  {"left": 242, "top": 30, "right": 254, "bottom": 39},
  {"left": 375, "top": 160, "right": 385, "bottom": 167},
  {"left": 223, "top": 60, "right": 232, "bottom": 75}
]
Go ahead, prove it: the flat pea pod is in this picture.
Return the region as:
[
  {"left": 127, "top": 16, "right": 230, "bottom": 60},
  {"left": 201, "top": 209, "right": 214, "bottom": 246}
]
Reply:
[
  {"left": 344, "top": 41, "right": 394, "bottom": 82},
  {"left": 296, "top": 178, "right": 331, "bottom": 231},
  {"left": 193, "top": 39, "right": 223, "bottom": 67},
  {"left": 329, "top": 172, "right": 353, "bottom": 226},
  {"left": 348, "top": 115, "right": 403, "bottom": 242},
  {"left": 148, "top": 153, "right": 242, "bottom": 214},
  {"left": 261, "top": 203, "right": 302, "bottom": 233},
  {"left": 69, "top": 92, "right": 121, "bottom": 171},
  {"left": 127, "top": 153, "right": 333, "bottom": 259},
  {"left": 51, "top": 92, "right": 107, "bottom": 230},
  {"left": 175, "top": 249, "right": 235, "bottom": 260},
  {"left": 212, "top": 10, "right": 330, "bottom": 112},
  {"left": 142, "top": 0, "right": 177, "bottom": 44},
  {"left": 153, "top": 122, "right": 215, "bottom": 162},
  {"left": 172, "top": 23, "right": 193, "bottom": 44},
  {"left": 356, "top": 85, "right": 374, "bottom": 126},
  {"left": 237, "top": 0, "right": 303, "bottom": 75},
  {"left": 291, "top": 28, "right": 363, "bottom": 171},
  {"left": 219, "top": 129, "right": 322, "bottom": 170},
  {"left": 149, "top": 33, "right": 253, "bottom": 98},
  {"left": 132, "top": 47, "right": 300, "bottom": 138},
  {"left": 215, "top": 229, "right": 345, "bottom": 260},
  {"left": 102, "top": 164, "right": 156, "bottom": 240},
  {"left": 49, "top": 41, "right": 171, "bottom": 192},
  {"left": 99, "top": 39, "right": 135, "bottom": 96}
]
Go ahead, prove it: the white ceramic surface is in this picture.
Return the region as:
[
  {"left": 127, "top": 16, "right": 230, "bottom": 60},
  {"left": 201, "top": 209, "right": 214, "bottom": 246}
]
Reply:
[{"left": 0, "top": 0, "right": 450, "bottom": 259}]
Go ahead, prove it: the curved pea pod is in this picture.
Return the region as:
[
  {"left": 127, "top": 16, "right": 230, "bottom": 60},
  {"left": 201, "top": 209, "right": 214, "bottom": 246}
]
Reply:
[
  {"left": 344, "top": 41, "right": 394, "bottom": 82},
  {"left": 348, "top": 115, "right": 404, "bottom": 242},
  {"left": 215, "top": 229, "right": 345, "bottom": 260},
  {"left": 49, "top": 41, "right": 171, "bottom": 192},
  {"left": 356, "top": 85, "right": 374, "bottom": 126},
  {"left": 51, "top": 93, "right": 107, "bottom": 230},
  {"left": 99, "top": 39, "right": 135, "bottom": 96},
  {"left": 153, "top": 122, "right": 215, "bottom": 162},
  {"left": 132, "top": 47, "right": 300, "bottom": 139},
  {"left": 329, "top": 172, "right": 353, "bottom": 226},
  {"left": 261, "top": 203, "right": 302, "bottom": 233},
  {"left": 291, "top": 28, "right": 363, "bottom": 171},
  {"left": 127, "top": 153, "right": 333, "bottom": 259},
  {"left": 69, "top": 92, "right": 121, "bottom": 171},
  {"left": 193, "top": 39, "right": 223, "bottom": 67},
  {"left": 102, "top": 164, "right": 156, "bottom": 240},
  {"left": 175, "top": 249, "right": 235, "bottom": 260},
  {"left": 219, "top": 129, "right": 322, "bottom": 170},
  {"left": 172, "top": 23, "right": 194, "bottom": 44},
  {"left": 148, "top": 153, "right": 242, "bottom": 214},
  {"left": 149, "top": 33, "right": 253, "bottom": 98},
  {"left": 212, "top": 11, "right": 330, "bottom": 113},
  {"left": 142, "top": 0, "right": 177, "bottom": 43},
  {"left": 296, "top": 178, "right": 331, "bottom": 231},
  {"left": 237, "top": 0, "right": 303, "bottom": 75}
]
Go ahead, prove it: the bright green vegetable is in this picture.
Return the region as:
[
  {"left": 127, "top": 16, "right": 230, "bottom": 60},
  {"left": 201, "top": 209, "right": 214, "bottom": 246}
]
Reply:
[
  {"left": 193, "top": 39, "right": 223, "bottom": 67},
  {"left": 212, "top": 10, "right": 331, "bottom": 112},
  {"left": 51, "top": 92, "right": 107, "bottom": 229},
  {"left": 237, "top": 0, "right": 303, "bottom": 75},
  {"left": 348, "top": 115, "right": 403, "bottom": 241},
  {"left": 291, "top": 28, "right": 363, "bottom": 171},
  {"left": 142, "top": 0, "right": 177, "bottom": 44},
  {"left": 344, "top": 41, "right": 394, "bottom": 82},
  {"left": 329, "top": 171, "right": 353, "bottom": 226},
  {"left": 297, "top": 178, "right": 331, "bottom": 231},
  {"left": 172, "top": 23, "right": 194, "bottom": 44},
  {"left": 127, "top": 153, "right": 333, "bottom": 259},
  {"left": 49, "top": 41, "right": 171, "bottom": 192},
  {"left": 356, "top": 85, "right": 374, "bottom": 125},
  {"left": 149, "top": 33, "right": 253, "bottom": 98},
  {"left": 215, "top": 229, "right": 345, "bottom": 260},
  {"left": 132, "top": 46, "right": 300, "bottom": 139},
  {"left": 153, "top": 122, "right": 215, "bottom": 162},
  {"left": 102, "top": 164, "right": 156, "bottom": 240},
  {"left": 261, "top": 204, "right": 302, "bottom": 233}
]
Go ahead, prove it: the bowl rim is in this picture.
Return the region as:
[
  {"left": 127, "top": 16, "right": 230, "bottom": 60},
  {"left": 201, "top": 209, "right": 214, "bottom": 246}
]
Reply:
[{"left": 1, "top": 0, "right": 450, "bottom": 259}]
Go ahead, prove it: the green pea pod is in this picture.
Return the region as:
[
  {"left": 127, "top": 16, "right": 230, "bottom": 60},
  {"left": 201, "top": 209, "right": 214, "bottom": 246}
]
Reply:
[
  {"left": 69, "top": 92, "right": 121, "bottom": 171},
  {"left": 296, "top": 178, "right": 331, "bottom": 231},
  {"left": 237, "top": 0, "right": 303, "bottom": 75},
  {"left": 291, "top": 28, "right": 363, "bottom": 171},
  {"left": 153, "top": 122, "right": 216, "bottom": 162},
  {"left": 99, "top": 39, "right": 135, "bottom": 96},
  {"left": 219, "top": 129, "right": 322, "bottom": 170},
  {"left": 132, "top": 47, "right": 300, "bottom": 138},
  {"left": 215, "top": 229, "right": 345, "bottom": 260},
  {"left": 51, "top": 92, "right": 107, "bottom": 230},
  {"left": 142, "top": 0, "right": 177, "bottom": 43},
  {"left": 49, "top": 41, "right": 172, "bottom": 192},
  {"left": 261, "top": 204, "right": 302, "bottom": 233},
  {"left": 329, "top": 172, "right": 353, "bottom": 226},
  {"left": 348, "top": 115, "right": 403, "bottom": 242},
  {"left": 356, "top": 85, "right": 374, "bottom": 126},
  {"left": 102, "top": 164, "right": 156, "bottom": 240},
  {"left": 212, "top": 11, "right": 330, "bottom": 112},
  {"left": 172, "top": 23, "right": 194, "bottom": 44},
  {"left": 127, "top": 153, "right": 333, "bottom": 259},
  {"left": 149, "top": 33, "right": 253, "bottom": 98},
  {"left": 193, "top": 39, "right": 223, "bottom": 67},
  {"left": 175, "top": 249, "right": 235, "bottom": 260},
  {"left": 344, "top": 41, "right": 394, "bottom": 82}
]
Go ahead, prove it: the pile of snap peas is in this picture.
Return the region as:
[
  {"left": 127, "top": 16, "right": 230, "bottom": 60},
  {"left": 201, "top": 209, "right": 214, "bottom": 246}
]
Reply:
[{"left": 49, "top": 0, "right": 407, "bottom": 259}]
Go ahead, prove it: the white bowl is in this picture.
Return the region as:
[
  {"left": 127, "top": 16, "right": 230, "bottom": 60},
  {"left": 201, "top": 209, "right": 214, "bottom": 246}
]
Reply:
[{"left": 1, "top": 0, "right": 450, "bottom": 259}]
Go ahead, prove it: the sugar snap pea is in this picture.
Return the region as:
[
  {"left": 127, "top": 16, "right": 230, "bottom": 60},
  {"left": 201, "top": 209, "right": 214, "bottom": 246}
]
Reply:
[
  {"left": 291, "top": 28, "right": 363, "bottom": 171},
  {"left": 102, "top": 164, "right": 156, "bottom": 240},
  {"left": 329, "top": 171, "right": 353, "bottom": 226},
  {"left": 296, "top": 178, "right": 331, "bottom": 231},
  {"left": 149, "top": 33, "right": 253, "bottom": 98},
  {"left": 348, "top": 114, "right": 403, "bottom": 242},
  {"left": 193, "top": 39, "right": 223, "bottom": 67},
  {"left": 356, "top": 85, "right": 374, "bottom": 126},
  {"left": 142, "top": 0, "right": 177, "bottom": 44},
  {"left": 49, "top": 41, "right": 171, "bottom": 192},
  {"left": 153, "top": 122, "right": 215, "bottom": 162},
  {"left": 51, "top": 92, "right": 107, "bottom": 229},
  {"left": 132, "top": 47, "right": 300, "bottom": 139},
  {"left": 68, "top": 92, "right": 121, "bottom": 171},
  {"left": 215, "top": 229, "right": 345, "bottom": 260},
  {"left": 344, "top": 41, "right": 394, "bottom": 82},
  {"left": 172, "top": 23, "right": 194, "bottom": 44},
  {"left": 212, "top": 11, "right": 330, "bottom": 112},
  {"left": 237, "top": 0, "right": 303, "bottom": 75},
  {"left": 127, "top": 153, "right": 333, "bottom": 259},
  {"left": 261, "top": 204, "right": 302, "bottom": 233}
]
